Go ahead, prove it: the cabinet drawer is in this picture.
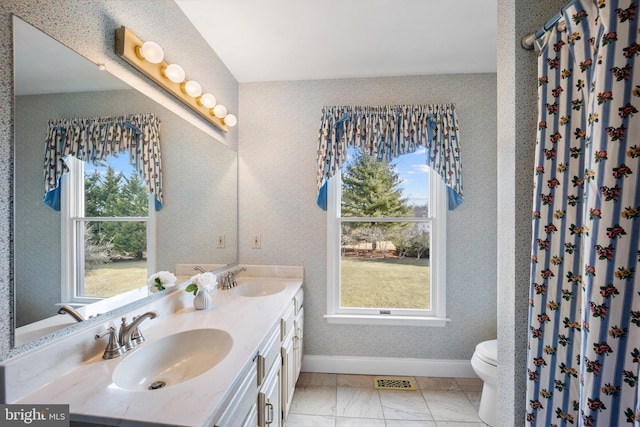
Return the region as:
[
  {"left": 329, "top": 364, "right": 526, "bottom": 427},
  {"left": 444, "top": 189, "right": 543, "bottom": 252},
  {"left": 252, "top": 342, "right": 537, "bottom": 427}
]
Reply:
[
  {"left": 280, "top": 301, "right": 295, "bottom": 341},
  {"left": 294, "top": 287, "right": 304, "bottom": 314}
]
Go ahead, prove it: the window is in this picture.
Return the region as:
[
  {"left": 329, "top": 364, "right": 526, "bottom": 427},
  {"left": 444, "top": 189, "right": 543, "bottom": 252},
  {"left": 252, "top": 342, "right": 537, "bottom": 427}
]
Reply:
[
  {"left": 325, "top": 147, "right": 448, "bottom": 326},
  {"left": 61, "top": 154, "right": 155, "bottom": 305}
]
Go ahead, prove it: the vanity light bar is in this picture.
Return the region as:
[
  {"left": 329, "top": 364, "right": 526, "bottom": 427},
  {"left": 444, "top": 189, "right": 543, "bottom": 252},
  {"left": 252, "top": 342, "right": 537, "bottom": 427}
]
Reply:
[{"left": 115, "top": 26, "right": 235, "bottom": 133}]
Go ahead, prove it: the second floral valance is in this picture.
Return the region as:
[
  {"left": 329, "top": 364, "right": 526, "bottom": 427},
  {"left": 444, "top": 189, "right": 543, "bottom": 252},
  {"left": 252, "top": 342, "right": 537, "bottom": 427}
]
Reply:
[
  {"left": 43, "top": 113, "right": 163, "bottom": 211},
  {"left": 316, "top": 104, "right": 463, "bottom": 210}
]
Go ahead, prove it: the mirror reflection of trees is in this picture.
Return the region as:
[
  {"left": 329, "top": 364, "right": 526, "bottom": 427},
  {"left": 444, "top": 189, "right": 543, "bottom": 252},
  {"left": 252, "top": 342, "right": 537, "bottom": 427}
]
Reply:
[{"left": 84, "top": 165, "right": 148, "bottom": 267}]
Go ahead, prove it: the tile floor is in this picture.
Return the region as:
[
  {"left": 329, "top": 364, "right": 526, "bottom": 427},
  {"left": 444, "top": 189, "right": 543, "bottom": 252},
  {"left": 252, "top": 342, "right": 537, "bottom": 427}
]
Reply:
[{"left": 285, "top": 373, "right": 488, "bottom": 427}]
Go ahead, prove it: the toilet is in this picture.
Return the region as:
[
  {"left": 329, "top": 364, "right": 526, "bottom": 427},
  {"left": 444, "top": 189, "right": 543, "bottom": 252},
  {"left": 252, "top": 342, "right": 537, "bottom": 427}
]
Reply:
[{"left": 471, "top": 339, "right": 497, "bottom": 426}]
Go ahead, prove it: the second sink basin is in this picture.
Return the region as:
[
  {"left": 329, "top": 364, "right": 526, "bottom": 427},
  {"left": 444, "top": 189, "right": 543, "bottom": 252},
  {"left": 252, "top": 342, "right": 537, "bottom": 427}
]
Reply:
[
  {"left": 233, "top": 280, "right": 285, "bottom": 297},
  {"left": 112, "top": 328, "right": 232, "bottom": 391}
]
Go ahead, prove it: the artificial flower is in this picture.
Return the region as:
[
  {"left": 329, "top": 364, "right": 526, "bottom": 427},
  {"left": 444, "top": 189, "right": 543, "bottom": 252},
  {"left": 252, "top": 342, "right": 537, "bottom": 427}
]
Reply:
[
  {"left": 147, "top": 271, "right": 177, "bottom": 293},
  {"left": 186, "top": 272, "right": 217, "bottom": 295}
]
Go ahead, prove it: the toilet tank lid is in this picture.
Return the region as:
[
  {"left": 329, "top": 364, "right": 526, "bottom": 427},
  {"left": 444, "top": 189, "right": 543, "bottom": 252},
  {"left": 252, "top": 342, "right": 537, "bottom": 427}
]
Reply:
[{"left": 475, "top": 339, "right": 497, "bottom": 365}]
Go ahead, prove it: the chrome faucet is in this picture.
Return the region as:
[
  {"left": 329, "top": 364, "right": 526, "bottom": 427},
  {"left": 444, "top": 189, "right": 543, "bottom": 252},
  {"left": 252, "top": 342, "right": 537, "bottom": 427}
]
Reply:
[
  {"left": 117, "top": 311, "right": 158, "bottom": 351},
  {"left": 221, "top": 267, "right": 247, "bottom": 290},
  {"left": 58, "top": 305, "right": 85, "bottom": 322},
  {"left": 95, "top": 327, "right": 125, "bottom": 360},
  {"left": 193, "top": 265, "right": 207, "bottom": 273},
  {"left": 95, "top": 310, "right": 158, "bottom": 359}
]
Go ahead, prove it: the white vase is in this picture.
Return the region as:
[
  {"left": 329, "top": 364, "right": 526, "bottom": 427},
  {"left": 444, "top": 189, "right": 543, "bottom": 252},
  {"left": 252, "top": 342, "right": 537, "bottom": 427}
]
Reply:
[{"left": 193, "top": 291, "right": 212, "bottom": 310}]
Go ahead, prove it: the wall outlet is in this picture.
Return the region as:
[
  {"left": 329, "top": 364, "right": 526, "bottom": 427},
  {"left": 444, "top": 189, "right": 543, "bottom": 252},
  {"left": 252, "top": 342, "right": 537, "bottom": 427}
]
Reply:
[
  {"left": 217, "top": 234, "right": 225, "bottom": 248},
  {"left": 252, "top": 234, "right": 261, "bottom": 249}
]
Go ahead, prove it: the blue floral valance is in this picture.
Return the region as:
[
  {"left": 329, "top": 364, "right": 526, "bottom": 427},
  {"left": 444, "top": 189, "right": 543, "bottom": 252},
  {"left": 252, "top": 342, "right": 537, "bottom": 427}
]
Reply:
[
  {"left": 43, "top": 113, "right": 163, "bottom": 211},
  {"left": 316, "top": 104, "right": 463, "bottom": 210}
]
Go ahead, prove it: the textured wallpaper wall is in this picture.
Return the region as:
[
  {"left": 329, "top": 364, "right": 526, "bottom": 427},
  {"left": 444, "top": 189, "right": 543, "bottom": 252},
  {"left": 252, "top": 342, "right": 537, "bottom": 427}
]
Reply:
[
  {"left": 15, "top": 90, "right": 237, "bottom": 327},
  {"left": 0, "top": 0, "right": 238, "bottom": 359},
  {"left": 239, "top": 74, "right": 498, "bottom": 360}
]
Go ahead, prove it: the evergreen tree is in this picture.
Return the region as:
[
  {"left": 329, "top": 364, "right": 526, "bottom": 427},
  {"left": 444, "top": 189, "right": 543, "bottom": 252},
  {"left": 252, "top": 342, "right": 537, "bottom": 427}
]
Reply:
[
  {"left": 341, "top": 151, "right": 411, "bottom": 218},
  {"left": 83, "top": 160, "right": 148, "bottom": 260},
  {"left": 341, "top": 150, "right": 411, "bottom": 253}
]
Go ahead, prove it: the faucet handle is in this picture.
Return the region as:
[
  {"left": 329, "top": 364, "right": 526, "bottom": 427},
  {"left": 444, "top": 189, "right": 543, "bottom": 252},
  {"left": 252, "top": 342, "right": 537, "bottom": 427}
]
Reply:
[
  {"left": 130, "top": 315, "right": 145, "bottom": 346},
  {"left": 95, "top": 327, "right": 125, "bottom": 360}
]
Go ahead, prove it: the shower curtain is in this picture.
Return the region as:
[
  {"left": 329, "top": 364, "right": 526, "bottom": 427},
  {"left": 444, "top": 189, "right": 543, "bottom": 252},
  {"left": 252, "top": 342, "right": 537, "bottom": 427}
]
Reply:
[{"left": 526, "top": 0, "right": 640, "bottom": 426}]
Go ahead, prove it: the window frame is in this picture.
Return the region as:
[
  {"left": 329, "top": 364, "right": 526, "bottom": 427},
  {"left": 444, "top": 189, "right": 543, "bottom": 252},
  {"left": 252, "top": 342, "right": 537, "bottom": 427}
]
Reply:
[
  {"left": 60, "top": 156, "right": 156, "bottom": 305},
  {"left": 324, "top": 166, "right": 448, "bottom": 327}
]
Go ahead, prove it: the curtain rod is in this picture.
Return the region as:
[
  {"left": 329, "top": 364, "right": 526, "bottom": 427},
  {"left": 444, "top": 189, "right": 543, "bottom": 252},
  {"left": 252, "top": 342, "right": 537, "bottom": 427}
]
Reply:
[{"left": 521, "top": 0, "right": 578, "bottom": 50}]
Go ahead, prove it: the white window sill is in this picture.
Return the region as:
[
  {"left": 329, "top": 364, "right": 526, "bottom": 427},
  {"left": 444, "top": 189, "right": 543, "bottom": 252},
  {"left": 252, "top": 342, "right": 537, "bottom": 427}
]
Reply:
[{"left": 324, "top": 314, "right": 450, "bottom": 327}]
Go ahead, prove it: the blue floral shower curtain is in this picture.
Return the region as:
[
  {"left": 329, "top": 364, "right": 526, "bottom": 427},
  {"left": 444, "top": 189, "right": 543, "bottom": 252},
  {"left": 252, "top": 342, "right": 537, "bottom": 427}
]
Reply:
[{"left": 527, "top": 0, "right": 640, "bottom": 426}]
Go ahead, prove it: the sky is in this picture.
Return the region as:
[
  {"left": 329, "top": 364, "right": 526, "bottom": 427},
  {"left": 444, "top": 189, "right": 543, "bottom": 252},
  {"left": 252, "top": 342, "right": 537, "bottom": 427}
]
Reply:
[{"left": 84, "top": 151, "right": 136, "bottom": 178}]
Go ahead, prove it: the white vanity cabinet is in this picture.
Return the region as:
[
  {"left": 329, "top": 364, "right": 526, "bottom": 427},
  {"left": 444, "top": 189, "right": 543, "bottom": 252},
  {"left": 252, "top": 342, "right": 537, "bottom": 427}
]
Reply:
[
  {"left": 2, "top": 268, "right": 305, "bottom": 427},
  {"left": 213, "top": 324, "right": 280, "bottom": 427},
  {"left": 212, "top": 286, "right": 303, "bottom": 427},
  {"left": 281, "top": 288, "right": 304, "bottom": 422}
]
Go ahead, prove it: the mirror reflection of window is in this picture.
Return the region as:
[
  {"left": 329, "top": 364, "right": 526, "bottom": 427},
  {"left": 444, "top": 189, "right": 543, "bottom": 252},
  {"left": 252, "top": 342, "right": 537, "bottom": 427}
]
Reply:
[{"left": 62, "top": 153, "right": 153, "bottom": 303}]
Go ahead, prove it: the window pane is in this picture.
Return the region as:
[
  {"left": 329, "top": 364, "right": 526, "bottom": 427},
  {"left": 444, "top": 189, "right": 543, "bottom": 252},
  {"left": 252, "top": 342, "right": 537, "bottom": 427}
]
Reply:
[
  {"left": 340, "top": 221, "right": 431, "bottom": 310},
  {"left": 84, "top": 152, "right": 148, "bottom": 217},
  {"left": 82, "top": 221, "right": 147, "bottom": 298},
  {"left": 341, "top": 147, "right": 429, "bottom": 218}
]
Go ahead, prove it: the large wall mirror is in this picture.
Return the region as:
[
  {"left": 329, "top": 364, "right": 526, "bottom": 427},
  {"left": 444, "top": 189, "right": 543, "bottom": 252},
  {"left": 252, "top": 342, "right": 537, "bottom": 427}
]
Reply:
[{"left": 12, "top": 16, "right": 238, "bottom": 347}]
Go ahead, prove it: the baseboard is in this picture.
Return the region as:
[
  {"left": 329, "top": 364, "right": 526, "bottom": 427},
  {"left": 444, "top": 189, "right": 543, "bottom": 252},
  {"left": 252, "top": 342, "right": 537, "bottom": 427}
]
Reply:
[{"left": 301, "top": 355, "right": 476, "bottom": 378}]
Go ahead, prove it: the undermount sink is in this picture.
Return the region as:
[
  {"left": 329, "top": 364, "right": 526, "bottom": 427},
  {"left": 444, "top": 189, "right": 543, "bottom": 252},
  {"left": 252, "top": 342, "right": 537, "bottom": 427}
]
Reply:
[
  {"left": 112, "top": 328, "right": 232, "bottom": 391},
  {"left": 233, "top": 280, "right": 285, "bottom": 297}
]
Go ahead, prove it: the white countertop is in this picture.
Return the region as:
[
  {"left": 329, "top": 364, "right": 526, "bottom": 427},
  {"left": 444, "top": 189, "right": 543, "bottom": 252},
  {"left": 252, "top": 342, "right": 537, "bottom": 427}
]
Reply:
[{"left": 6, "top": 267, "right": 303, "bottom": 427}]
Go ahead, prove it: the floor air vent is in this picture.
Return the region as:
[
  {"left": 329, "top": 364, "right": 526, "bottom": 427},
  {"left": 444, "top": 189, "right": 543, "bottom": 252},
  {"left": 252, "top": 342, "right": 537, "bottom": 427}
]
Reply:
[{"left": 373, "top": 376, "right": 416, "bottom": 390}]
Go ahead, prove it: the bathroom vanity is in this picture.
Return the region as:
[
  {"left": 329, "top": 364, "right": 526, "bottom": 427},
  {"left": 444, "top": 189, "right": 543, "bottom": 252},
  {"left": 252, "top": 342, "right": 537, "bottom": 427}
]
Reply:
[{"left": 0, "top": 265, "right": 304, "bottom": 427}]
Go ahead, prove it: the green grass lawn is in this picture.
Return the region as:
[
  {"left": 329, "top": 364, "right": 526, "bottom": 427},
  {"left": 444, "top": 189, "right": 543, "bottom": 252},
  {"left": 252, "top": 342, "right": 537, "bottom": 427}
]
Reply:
[
  {"left": 83, "top": 257, "right": 429, "bottom": 308},
  {"left": 84, "top": 260, "right": 147, "bottom": 298},
  {"left": 340, "top": 256, "right": 430, "bottom": 309}
]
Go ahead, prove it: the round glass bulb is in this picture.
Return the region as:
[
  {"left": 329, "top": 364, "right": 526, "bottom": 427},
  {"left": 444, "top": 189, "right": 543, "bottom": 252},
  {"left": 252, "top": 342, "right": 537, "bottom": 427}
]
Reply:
[
  {"left": 213, "top": 104, "right": 227, "bottom": 119},
  {"left": 223, "top": 114, "right": 237, "bottom": 127},
  {"left": 140, "top": 41, "right": 164, "bottom": 64},
  {"left": 183, "top": 80, "right": 202, "bottom": 97},
  {"left": 199, "top": 93, "right": 216, "bottom": 109},
  {"left": 164, "top": 64, "right": 185, "bottom": 83}
]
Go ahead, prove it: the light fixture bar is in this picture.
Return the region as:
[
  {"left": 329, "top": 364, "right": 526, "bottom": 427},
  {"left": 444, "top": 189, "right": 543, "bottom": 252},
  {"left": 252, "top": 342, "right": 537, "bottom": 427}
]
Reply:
[{"left": 115, "top": 26, "right": 229, "bottom": 133}]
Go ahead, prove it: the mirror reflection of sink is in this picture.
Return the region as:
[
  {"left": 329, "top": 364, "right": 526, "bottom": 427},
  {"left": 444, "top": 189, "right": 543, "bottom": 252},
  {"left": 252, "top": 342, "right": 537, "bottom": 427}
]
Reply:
[
  {"left": 14, "top": 321, "right": 76, "bottom": 347},
  {"left": 233, "top": 281, "right": 285, "bottom": 297},
  {"left": 112, "top": 328, "right": 232, "bottom": 391}
]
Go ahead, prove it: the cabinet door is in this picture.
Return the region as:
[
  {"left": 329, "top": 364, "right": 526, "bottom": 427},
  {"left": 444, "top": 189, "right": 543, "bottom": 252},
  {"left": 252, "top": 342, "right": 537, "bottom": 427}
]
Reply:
[
  {"left": 294, "top": 307, "right": 304, "bottom": 381},
  {"left": 259, "top": 356, "right": 281, "bottom": 427},
  {"left": 281, "top": 328, "right": 295, "bottom": 421}
]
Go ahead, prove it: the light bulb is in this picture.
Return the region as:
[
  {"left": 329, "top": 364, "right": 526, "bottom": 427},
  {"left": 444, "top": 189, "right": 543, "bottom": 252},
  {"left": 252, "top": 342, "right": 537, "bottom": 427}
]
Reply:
[
  {"left": 139, "top": 41, "right": 164, "bottom": 64},
  {"left": 183, "top": 80, "right": 202, "bottom": 97},
  {"left": 223, "top": 114, "right": 237, "bottom": 127},
  {"left": 163, "top": 63, "right": 185, "bottom": 83},
  {"left": 199, "top": 93, "right": 216, "bottom": 108},
  {"left": 213, "top": 104, "right": 227, "bottom": 119}
]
